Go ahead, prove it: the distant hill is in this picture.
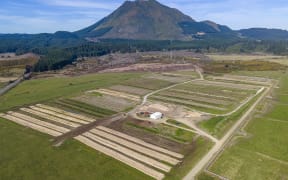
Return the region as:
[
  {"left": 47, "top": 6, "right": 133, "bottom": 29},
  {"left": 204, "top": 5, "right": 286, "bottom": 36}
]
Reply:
[
  {"left": 0, "top": 31, "right": 83, "bottom": 53},
  {"left": 0, "top": 0, "right": 287, "bottom": 58},
  {"left": 76, "top": 0, "right": 236, "bottom": 40},
  {"left": 239, "top": 28, "right": 288, "bottom": 40}
]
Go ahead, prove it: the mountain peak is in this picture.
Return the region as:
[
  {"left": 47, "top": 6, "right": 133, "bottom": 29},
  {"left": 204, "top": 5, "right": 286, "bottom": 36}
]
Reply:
[{"left": 76, "top": 0, "right": 234, "bottom": 40}]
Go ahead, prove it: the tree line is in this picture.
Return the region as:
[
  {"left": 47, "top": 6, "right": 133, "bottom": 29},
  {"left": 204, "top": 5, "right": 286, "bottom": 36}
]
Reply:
[{"left": 0, "top": 36, "right": 287, "bottom": 72}]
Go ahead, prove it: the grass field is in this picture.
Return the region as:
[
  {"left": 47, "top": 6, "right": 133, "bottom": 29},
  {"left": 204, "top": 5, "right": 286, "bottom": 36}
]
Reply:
[
  {"left": 166, "top": 119, "right": 194, "bottom": 130},
  {"left": 166, "top": 137, "right": 213, "bottom": 180},
  {"left": 208, "top": 54, "right": 285, "bottom": 61},
  {"left": 231, "top": 70, "right": 286, "bottom": 79},
  {"left": 121, "top": 77, "right": 174, "bottom": 90},
  {"left": 0, "top": 73, "right": 142, "bottom": 112},
  {"left": 198, "top": 93, "right": 261, "bottom": 138},
  {"left": 197, "top": 172, "right": 219, "bottom": 180},
  {"left": 0, "top": 118, "right": 151, "bottom": 180},
  {"left": 208, "top": 54, "right": 288, "bottom": 66},
  {"left": 0, "top": 82, "right": 6, "bottom": 88},
  {"left": 168, "top": 70, "right": 199, "bottom": 77},
  {"left": 74, "top": 94, "right": 137, "bottom": 112},
  {"left": 52, "top": 99, "right": 117, "bottom": 118},
  {"left": 151, "top": 81, "right": 256, "bottom": 115},
  {"left": 203, "top": 72, "right": 288, "bottom": 180}
]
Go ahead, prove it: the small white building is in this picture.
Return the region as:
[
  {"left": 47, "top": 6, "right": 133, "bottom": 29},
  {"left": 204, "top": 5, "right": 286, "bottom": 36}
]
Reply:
[{"left": 150, "top": 112, "right": 163, "bottom": 120}]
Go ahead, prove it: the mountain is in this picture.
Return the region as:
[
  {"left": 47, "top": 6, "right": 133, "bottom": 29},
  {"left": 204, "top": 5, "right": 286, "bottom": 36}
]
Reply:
[
  {"left": 238, "top": 28, "right": 288, "bottom": 40},
  {"left": 76, "top": 0, "right": 235, "bottom": 40}
]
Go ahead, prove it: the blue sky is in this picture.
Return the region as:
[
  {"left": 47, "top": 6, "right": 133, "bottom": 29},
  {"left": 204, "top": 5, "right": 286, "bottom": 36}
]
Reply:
[{"left": 0, "top": 0, "right": 287, "bottom": 33}]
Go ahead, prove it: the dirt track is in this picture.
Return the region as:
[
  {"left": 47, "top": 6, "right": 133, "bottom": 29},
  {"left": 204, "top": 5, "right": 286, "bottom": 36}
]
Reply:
[
  {"left": 1, "top": 103, "right": 186, "bottom": 179},
  {"left": 183, "top": 86, "right": 271, "bottom": 180}
]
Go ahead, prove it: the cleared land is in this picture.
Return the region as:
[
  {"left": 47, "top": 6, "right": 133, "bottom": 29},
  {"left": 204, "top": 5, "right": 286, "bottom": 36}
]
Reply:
[
  {"left": 0, "top": 116, "right": 152, "bottom": 180},
  {"left": 120, "top": 77, "right": 174, "bottom": 90},
  {"left": 208, "top": 54, "right": 288, "bottom": 66},
  {"left": 0, "top": 53, "right": 39, "bottom": 77},
  {"left": 35, "top": 104, "right": 96, "bottom": 122},
  {"left": 108, "top": 85, "right": 152, "bottom": 96},
  {"left": 3, "top": 68, "right": 273, "bottom": 180},
  {"left": 1, "top": 103, "right": 184, "bottom": 179},
  {"left": 0, "top": 73, "right": 144, "bottom": 112},
  {"left": 202, "top": 72, "right": 288, "bottom": 180},
  {"left": 88, "top": 89, "right": 141, "bottom": 101},
  {"left": 74, "top": 94, "right": 137, "bottom": 112},
  {"left": 30, "top": 106, "right": 90, "bottom": 124},
  {"left": 150, "top": 80, "right": 259, "bottom": 114},
  {"left": 0, "top": 113, "right": 62, "bottom": 137},
  {"left": 52, "top": 99, "right": 117, "bottom": 118},
  {"left": 97, "top": 126, "right": 184, "bottom": 159},
  {"left": 89, "top": 128, "right": 181, "bottom": 165},
  {"left": 144, "top": 73, "right": 193, "bottom": 83},
  {"left": 208, "top": 54, "right": 284, "bottom": 61},
  {"left": 110, "top": 117, "right": 214, "bottom": 180},
  {"left": 125, "top": 119, "right": 196, "bottom": 144}
]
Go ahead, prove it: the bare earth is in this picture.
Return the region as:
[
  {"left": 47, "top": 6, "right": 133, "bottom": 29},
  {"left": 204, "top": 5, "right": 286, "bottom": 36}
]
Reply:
[{"left": 99, "top": 63, "right": 195, "bottom": 73}]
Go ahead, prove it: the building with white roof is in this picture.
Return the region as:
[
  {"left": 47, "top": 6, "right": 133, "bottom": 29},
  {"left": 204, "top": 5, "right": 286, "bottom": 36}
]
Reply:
[{"left": 150, "top": 112, "right": 163, "bottom": 120}]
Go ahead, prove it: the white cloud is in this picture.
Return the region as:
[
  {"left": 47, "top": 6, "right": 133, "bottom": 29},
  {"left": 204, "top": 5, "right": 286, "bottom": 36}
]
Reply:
[
  {"left": 0, "top": 14, "right": 97, "bottom": 33},
  {"left": 40, "top": 0, "right": 120, "bottom": 10}
]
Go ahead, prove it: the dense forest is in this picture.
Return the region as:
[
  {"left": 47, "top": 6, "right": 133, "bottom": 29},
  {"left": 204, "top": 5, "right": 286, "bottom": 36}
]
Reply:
[{"left": 0, "top": 34, "right": 287, "bottom": 72}]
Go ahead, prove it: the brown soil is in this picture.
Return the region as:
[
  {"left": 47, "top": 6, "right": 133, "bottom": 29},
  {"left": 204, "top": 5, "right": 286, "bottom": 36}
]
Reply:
[
  {"left": 53, "top": 113, "right": 125, "bottom": 146},
  {"left": 0, "top": 77, "right": 18, "bottom": 82},
  {"left": 98, "top": 63, "right": 195, "bottom": 73},
  {"left": 0, "top": 53, "right": 35, "bottom": 61},
  {"left": 107, "top": 117, "right": 195, "bottom": 154}
]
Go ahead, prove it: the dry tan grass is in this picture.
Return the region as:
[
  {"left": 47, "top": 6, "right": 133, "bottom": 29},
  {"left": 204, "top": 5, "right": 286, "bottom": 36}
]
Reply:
[
  {"left": 0, "top": 113, "right": 62, "bottom": 137},
  {"left": 89, "top": 89, "right": 141, "bottom": 101},
  {"left": 0, "top": 77, "right": 18, "bottom": 82},
  {"left": 208, "top": 54, "right": 288, "bottom": 65}
]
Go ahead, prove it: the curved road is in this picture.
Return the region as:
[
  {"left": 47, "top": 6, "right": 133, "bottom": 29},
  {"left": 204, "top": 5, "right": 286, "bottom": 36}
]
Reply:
[
  {"left": 134, "top": 66, "right": 271, "bottom": 180},
  {"left": 183, "top": 85, "right": 272, "bottom": 180}
]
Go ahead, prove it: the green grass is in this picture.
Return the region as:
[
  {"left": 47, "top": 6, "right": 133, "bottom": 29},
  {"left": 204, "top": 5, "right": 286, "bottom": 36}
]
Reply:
[
  {"left": 198, "top": 116, "right": 225, "bottom": 134},
  {"left": 166, "top": 137, "right": 214, "bottom": 180},
  {"left": 0, "top": 118, "right": 151, "bottom": 180},
  {"left": 121, "top": 78, "right": 174, "bottom": 90},
  {"left": 166, "top": 119, "right": 193, "bottom": 130},
  {"left": 60, "top": 99, "right": 116, "bottom": 115},
  {"left": 150, "top": 96, "right": 225, "bottom": 115},
  {"left": 209, "top": 144, "right": 288, "bottom": 180},
  {"left": 266, "top": 104, "right": 288, "bottom": 121},
  {"left": 126, "top": 122, "right": 195, "bottom": 143},
  {"left": 169, "top": 70, "right": 199, "bottom": 77},
  {"left": 89, "top": 92, "right": 103, "bottom": 97},
  {"left": 237, "top": 118, "right": 288, "bottom": 161},
  {"left": 52, "top": 101, "right": 107, "bottom": 118},
  {"left": 157, "top": 91, "right": 228, "bottom": 107},
  {"left": 197, "top": 172, "right": 219, "bottom": 180},
  {"left": 0, "top": 72, "right": 143, "bottom": 112},
  {"left": 206, "top": 72, "right": 288, "bottom": 180},
  {"left": 231, "top": 70, "right": 286, "bottom": 79},
  {"left": 0, "top": 82, "right": 6, "bottom": 88},
  {"left": 175, "top": 83, "right": 255, "bottom": 99},
  {"left": 198, "top": 93, "right": 261, "bottom": 138}
]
